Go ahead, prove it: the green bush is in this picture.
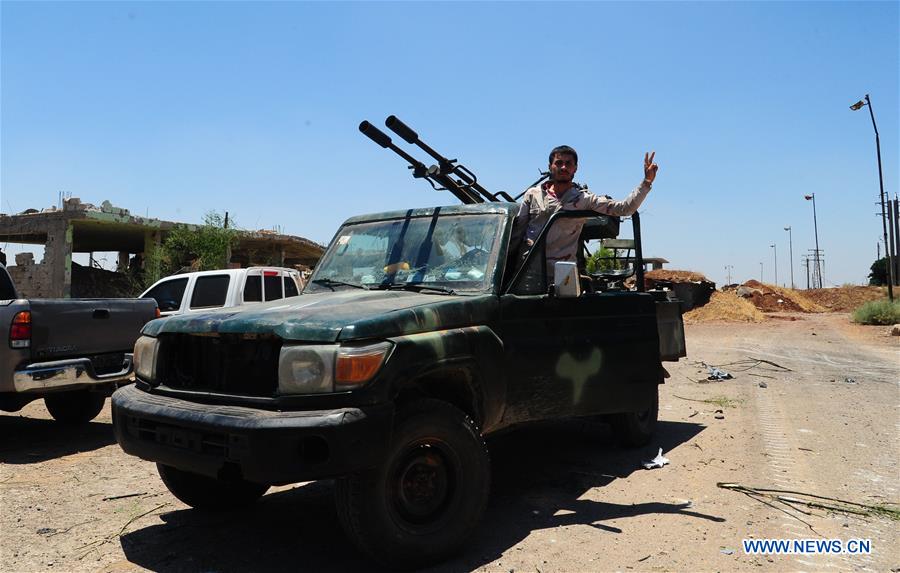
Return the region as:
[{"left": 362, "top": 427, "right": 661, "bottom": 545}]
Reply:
[
  {"left": 586, "top": 246, "right": 624, "bottom": 274},
  {"left": 149, "top": 211, "right": 239, "bottom": 285},
  {"left": 852, "top": 299, "right": 900, "bottom": 325}
]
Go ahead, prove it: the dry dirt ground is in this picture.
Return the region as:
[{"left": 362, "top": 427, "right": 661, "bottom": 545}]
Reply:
[{"left": 1, "top": 313, "right": 898, "bottom": 573}]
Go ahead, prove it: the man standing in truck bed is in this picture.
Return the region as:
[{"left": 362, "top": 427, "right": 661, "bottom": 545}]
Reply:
[{"left": 512, "top": 145, "right": 659, "bottom": 275}]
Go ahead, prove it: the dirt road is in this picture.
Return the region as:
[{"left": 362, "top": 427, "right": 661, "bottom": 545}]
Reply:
[{"left": 1, "top": 313, "right": 897, "bottom": 572}]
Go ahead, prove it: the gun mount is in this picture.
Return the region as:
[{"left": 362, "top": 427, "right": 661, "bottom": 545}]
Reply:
[{"left": 360, "top": 115, "right": 519, "bottom": 205}]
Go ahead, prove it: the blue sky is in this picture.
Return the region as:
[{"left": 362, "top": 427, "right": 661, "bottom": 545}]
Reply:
[{"left": 2, "top": 1, "right": 898, "bottom": 287}]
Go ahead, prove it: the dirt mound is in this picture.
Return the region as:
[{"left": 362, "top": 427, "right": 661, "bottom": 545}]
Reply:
[
  {"left": 737, "top": 281, "right": 826, "bottom": 313},
  {"left": 71, "top": 264, "right": 141, "bottom": 298},
  {"left": 804, "top": 286, "right": 887, "bottom": 312},
  {"left": 683, "top": 290, "right": 765, "bottom": 323}
]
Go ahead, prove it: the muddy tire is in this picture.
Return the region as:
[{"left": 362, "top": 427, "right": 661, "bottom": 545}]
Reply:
[
  {"left": 157, "top": 464, "right": 269, "bottom": 510},
  {"left": 44, "top": 391, "right": 106, "bottom": 424},
  {"left": 611, "top": 387, "right": 658, "bottom": 447},
  {"left": 335, "top": 399, "right": 490, "bottom": 569}
]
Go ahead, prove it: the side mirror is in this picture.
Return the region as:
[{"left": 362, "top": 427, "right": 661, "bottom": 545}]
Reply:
[{"left": 553, "top": 262, "right": 581, "bottom": 298}]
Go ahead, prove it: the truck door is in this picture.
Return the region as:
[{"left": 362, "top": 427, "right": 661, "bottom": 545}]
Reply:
[{"left": 499, "top": 219, "right": 661, "bottom": 424}]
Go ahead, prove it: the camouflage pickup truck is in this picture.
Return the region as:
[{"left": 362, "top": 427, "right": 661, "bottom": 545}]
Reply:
[{"left": 112, "top": 200, "right": 685, "bottom": 567}]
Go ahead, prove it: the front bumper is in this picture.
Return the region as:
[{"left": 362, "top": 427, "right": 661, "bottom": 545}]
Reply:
[
  {"left": 13, "top": 355, "right": 135, "bottom": 393},
  {"left": 112, "top": 384, "right": 393, "bottom": 485}
]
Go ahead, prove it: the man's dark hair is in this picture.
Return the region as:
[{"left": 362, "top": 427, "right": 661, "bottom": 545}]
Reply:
[{"left": 549, "top": 145, "right": 578, "bottom": 165}]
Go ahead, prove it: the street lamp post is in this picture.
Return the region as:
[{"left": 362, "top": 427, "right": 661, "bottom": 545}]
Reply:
[
  {"left": 851, "top": 94, "right": 893, "bottom": 301},
  {"left": 759, "top": 262, "right": 763, "bottom": 283},
  {"left": 770, "top": 244, "right": 778, "bottom": 286},
  {"left": 784, "top": 226, "right": 794, "bottom": 289},
  {"left": 804, "top": 193, "right": 822, "bottom": 288}
]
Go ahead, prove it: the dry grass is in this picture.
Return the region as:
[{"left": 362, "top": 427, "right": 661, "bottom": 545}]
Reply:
[
  {"left": 684, "top": 291, "right": 765, "bottom": 324},
  {"left": 805, "top": 286, "right": 888, "bottom": 312}
]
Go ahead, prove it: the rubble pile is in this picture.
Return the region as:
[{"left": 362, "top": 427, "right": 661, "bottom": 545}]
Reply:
[
  {"left": 730, "top": 280, "right": 826, "bottom": 313},
  {"left": 71, "top": 264, "right": 141, "bottom": 298}
]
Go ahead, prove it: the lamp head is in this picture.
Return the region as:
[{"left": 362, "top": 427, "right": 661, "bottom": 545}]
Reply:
[{"left": 850, "top": 100, "right": 866, "bottom": 111}]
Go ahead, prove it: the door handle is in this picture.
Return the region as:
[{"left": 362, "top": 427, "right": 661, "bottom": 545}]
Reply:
[{"left": 92, "top": 309, "right": 110, "bottom": 319}]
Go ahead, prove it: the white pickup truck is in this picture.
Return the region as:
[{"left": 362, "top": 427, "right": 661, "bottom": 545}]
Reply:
[{"left": 140, "top": 267, "right": 303, "bottom": 316}]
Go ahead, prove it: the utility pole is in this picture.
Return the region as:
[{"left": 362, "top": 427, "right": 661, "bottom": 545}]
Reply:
[
  {"left": 770, "top": 244, "right": 778, "bottom": 286},
  {"left": 759, "top": 262, "right": 763, "bottom": 283},
  {"left": 802, "top": 255, "right": 810, "bottom": 289},
  {"left": 804, "top": 194, "right": 823, "bottom": 288},
  {"left": 784, "top": 226, "right": 794, "bottom": 289},
  {"left": 888, "top": 195, "right": 900, "bottom": 285}
]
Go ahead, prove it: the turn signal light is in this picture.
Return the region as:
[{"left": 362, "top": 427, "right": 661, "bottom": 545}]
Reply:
[
  {"left": 335, "top": 342, "right": 392, "bottom": 388},
  {"left": 9, "top": 310, "right": 31, "bottom": 348}
]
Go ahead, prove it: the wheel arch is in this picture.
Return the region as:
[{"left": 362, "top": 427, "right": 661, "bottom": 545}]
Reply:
[{"left": 394, "top": 364, "right": 484, "bottom": 428}]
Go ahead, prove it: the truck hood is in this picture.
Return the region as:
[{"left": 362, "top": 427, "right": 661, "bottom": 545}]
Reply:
[{"left": 143, "top": 289, "right": 496, "bottom": 342}]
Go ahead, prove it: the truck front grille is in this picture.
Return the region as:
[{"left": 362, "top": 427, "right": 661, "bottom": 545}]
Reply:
[{"left": 158, "top": 334, "right": 281, "bottom": 397}]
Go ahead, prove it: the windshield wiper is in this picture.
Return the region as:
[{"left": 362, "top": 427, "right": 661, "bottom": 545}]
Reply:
[
  {"left": 377, "top": 283, "right": 457, "bottom": 295},
  {"left": 310, "top": 278, "right": 370, "bottom": 291}
]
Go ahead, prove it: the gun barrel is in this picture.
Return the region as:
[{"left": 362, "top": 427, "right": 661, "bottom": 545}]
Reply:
[
  {"left": 385, "top": 115, "right": 451, "bottom": 170},
  {"left": 359, "top": 121, "right": 430, "bottom": 175},
  {"left": 359, "top": 121, "right": 392, "bottom": 148},
  {"left": 387, "top": 115, "right": 502, "bottom": 202},
  {"left": 385, "top": 115, "right": 419, "bottom": 145}
]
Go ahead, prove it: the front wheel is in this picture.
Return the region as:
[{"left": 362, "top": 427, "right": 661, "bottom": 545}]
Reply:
[
  {"left": 610, "top": 386, "right": 659, "bottom": 447},
  {"left": 157, "top": 464, "right": 269, "bottom": 510},
  {"left": 44, "top": 391, "right": 106, "bottom": 424},
  {"left": 335, "top": 399, "right": 490, "bottom": 569}
]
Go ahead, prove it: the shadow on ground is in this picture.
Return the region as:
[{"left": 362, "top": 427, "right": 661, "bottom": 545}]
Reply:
[
  {"left": 120, "top": 420, "right": 712, "bottom": 572},
  {"left": 0, "top": 415, "right": 115, "bottom": 463}
]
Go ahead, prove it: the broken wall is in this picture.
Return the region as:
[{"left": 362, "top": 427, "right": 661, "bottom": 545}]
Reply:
[{"left": 7, "top": 254, "right": 54, "bottom": 298}]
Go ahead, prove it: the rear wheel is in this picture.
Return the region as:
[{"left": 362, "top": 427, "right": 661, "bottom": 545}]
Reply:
[
  {"left": 157, "top": 464, "right": 269, "bottom": 510},
  {"left": 335, "top": 399, "right": 490, "bottom": 569},
  {"left": 610, "top": 386, "right": 659, "bottom": 447},
  {"left": 44, "top": 391, "right": 106, "bottom": 424}
]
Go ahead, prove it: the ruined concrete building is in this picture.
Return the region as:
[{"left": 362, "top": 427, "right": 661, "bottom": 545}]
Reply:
[{"left": 0, "top": 198, "right": 324, "bottom": 298}]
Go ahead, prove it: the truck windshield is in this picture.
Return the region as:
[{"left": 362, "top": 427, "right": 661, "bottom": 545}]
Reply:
[{"left": 307, "top": 213, "right": 502, "bottom": 294}]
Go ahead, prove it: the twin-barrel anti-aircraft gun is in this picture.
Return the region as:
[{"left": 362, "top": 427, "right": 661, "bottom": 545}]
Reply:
[
  {"left": 358, "top": 115, "right": 645, "bottom": 291},
  {"left": 359, "top": 115, "right": 544, "bottom": 204}
]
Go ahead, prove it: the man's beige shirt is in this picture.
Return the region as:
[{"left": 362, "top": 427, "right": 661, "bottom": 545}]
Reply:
[{"left": 512, "top": 180, "right": 652, "bottom": 271}]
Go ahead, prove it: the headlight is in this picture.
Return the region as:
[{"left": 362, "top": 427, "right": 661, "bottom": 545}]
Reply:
[
  {"left": 278, "top": 345, "right": 337, "bottom": 395},
  {"left": 133, "top": 336, "right": 159, "bottom": 382},
  {"left": 277, "top": 341, "right": 392, "bottom": 395}
]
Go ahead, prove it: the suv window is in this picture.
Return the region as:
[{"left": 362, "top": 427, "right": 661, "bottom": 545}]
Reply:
[
  {"left": 244, "top": 275, "right": 262, "bottom": 302},
  {"left": 284, "top": 276, "right": 299, "bottom": 297},
  {"left": 264, "top": 274, "right": 283, "bottom": 301},
  {"left": 190, "top": 275, "right": 230, "bottom": 309},
  {"left": 143, "top": 277, "right": 189, "bottom": 312}
]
